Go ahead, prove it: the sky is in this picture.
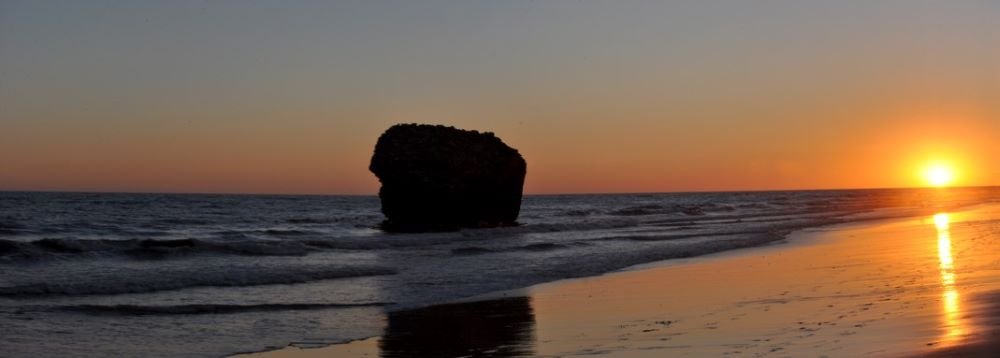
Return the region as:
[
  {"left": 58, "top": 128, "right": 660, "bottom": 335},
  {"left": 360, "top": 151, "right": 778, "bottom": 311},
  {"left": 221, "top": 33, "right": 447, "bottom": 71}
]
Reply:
[{"left": 1, "top": 0, "right": 998, "bottom": 194}]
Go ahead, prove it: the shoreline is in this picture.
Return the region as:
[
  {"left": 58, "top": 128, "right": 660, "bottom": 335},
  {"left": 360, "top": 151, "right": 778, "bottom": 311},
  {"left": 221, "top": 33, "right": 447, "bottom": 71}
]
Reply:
[{"left": 240, "top": 202, "right": 1000, "bottom": 357}]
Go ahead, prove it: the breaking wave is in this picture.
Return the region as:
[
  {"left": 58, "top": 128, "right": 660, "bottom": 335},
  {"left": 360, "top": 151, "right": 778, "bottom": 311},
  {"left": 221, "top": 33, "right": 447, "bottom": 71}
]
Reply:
[
  {"left": 0, "top": 264, "right": 397, "bottom": 298},
  {"left": 46, "top": 302, "right": 391, "bottom": 316}
]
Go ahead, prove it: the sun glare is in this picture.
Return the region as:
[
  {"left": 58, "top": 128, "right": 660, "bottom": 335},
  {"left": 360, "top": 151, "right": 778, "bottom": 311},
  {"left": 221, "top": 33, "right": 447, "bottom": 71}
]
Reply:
[{"left": 924, "top": 163, "right": 956, "bottom": 187}]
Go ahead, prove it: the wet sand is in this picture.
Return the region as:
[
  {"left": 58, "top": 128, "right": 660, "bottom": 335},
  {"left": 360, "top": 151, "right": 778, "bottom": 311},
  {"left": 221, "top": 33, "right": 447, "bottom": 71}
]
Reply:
[{"left": 241, "top": 203, "right": 1000, "bottom": 357}]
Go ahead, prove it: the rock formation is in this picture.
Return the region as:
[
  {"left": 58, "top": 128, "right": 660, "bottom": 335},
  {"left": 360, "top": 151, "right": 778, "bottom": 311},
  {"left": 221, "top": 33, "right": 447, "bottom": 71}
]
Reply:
[{"left": 369, "top": 124, "right": 526, "bottom": 232}]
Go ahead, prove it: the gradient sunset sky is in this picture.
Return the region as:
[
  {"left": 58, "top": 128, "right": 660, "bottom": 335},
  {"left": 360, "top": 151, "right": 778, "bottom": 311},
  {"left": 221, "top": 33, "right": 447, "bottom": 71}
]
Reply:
[{"left": 1, "top": 1, "right": 997, "bottom": 194}]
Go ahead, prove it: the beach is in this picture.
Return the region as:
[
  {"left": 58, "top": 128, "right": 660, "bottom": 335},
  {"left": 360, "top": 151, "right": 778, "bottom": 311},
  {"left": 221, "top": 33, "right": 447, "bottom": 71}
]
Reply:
[{"left": 243, "top": 203, "right": 1000, "bottom": 357}]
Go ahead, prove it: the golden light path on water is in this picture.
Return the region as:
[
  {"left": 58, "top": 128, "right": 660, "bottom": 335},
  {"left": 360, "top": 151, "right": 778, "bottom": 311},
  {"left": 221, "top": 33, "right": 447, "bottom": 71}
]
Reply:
[{"left": 933, "top": 213, "right": 963, "bottom": 345}]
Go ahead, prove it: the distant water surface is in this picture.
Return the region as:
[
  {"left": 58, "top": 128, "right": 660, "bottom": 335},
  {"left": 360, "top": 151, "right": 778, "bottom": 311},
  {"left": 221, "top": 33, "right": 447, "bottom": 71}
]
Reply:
[{"left": 1, "top": 188, "right": 997, "bottom": 357}]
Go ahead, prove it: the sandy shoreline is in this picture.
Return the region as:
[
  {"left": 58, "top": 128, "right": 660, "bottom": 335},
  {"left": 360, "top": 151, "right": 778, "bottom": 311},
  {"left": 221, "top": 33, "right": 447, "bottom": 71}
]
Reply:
[{"left": 240, "top": 203, "right": 1000, "bottom": 357}]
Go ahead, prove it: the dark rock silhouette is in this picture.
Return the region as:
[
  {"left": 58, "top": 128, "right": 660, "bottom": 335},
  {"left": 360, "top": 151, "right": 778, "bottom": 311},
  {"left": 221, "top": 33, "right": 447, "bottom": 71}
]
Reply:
[{"left": 369, "top": 124, "right": 526, "bottom": 232}]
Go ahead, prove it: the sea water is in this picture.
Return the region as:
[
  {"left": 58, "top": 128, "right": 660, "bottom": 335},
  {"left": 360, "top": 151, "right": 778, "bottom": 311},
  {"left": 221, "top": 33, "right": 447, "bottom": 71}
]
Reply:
[{"left": 1, "top": 188, "right": 997, "bottom": 357}]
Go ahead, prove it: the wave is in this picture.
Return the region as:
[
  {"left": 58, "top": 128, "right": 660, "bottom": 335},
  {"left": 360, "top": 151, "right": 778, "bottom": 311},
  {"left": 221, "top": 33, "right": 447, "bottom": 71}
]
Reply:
[
  {"left": 451, "top": 242, "right": 570, "bottom": 255},
  {"left": 0, "top": 265, "right": 397, "bottom": 298},
  {"left": 608, "top": 204, "right": 669, "bottom": 216},
  {"left": 0, "top": 219, "right": 633, "bottom": 261},
  {"left": 263, "top": 229, "right": 314, "bottom": 236},
  {"left": 299, "top": 220, "right": 640, "bottom": 251},
  {"left": 0, "top": 206, "right": 857, "bottom": 264},
  {"left": 560, "top": 209, "right": 596, "bottom": 217},
  {"left": 0, "top": 237, "right": 318, "bottom": 262},
  {"left": 286, "top": 217, "right": 338, "bottom": 224},
  {"left": 210, "top": 228, "right": 329, "bottom": 238},
  {"left": 451, "top": 247, "right": 495, "bottom": 255},
  {"left": 520, "top": 242, "right": 566, "bottom": 251},
  {"left": 148, "top": 218, "right": 214, "bottom": 226},
  {"left": 606, "top": 204, "right": 731, "bottom": 216},
  {"left": 41, "top": 302, "right": 391, "bottom": 316},
  {"left": 0, "top": 220, "right": 23, "bottom": 236}
]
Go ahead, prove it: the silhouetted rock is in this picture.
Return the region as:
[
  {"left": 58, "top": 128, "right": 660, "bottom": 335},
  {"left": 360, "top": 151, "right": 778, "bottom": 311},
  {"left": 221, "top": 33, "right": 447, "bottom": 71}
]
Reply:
[{"left": 369, "top": 124, "right": 526, "bottom": 232}]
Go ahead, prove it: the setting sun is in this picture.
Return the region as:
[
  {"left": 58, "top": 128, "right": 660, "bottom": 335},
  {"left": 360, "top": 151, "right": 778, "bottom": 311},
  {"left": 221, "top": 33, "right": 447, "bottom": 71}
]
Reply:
[{"left": 925, "top": 163, "right": 957, "bottom": 187}]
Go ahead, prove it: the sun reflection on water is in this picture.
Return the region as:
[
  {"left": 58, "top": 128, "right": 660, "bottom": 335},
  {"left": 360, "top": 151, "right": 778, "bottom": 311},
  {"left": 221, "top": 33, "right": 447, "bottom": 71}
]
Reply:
[{"left": 933, "top": 213, "right": 964, "bottom": 345}]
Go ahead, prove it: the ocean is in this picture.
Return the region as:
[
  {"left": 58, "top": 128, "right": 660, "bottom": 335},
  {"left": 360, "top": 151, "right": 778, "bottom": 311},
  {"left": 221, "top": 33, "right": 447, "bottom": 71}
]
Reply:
[{"left": 1, "top": 188, "right": 997, "bottom": 357}]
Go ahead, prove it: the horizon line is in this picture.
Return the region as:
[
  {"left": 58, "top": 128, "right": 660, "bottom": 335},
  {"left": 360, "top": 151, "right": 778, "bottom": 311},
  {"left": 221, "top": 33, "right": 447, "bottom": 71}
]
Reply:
[{"left": 1, "top": 185, "right": 996, "bottom": 197}]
